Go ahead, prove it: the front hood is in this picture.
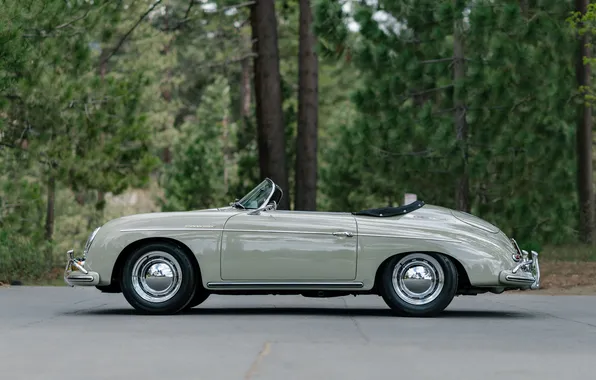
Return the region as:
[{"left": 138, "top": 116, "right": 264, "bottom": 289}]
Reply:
[{"left": 99, "top": 207, "right": 242, "bottom": 231}]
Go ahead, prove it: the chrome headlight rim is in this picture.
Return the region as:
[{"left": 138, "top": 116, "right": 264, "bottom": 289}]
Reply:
[{"left": 83, "top": 227, "right": 101, "bottom": 257}]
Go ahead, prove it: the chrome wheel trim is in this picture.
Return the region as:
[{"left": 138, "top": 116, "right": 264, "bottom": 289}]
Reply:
[
  {"left": 131, "top": 251, "right": 183, "bottom": 303},
  {"left": 391, "top": 253, "right": 444, "bottom": 306}
]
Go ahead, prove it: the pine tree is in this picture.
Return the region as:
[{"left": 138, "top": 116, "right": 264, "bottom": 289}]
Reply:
[
  {"left": 250, "top": 0, "right": 291, "bottom": 209},
  {"left": 568, "top": 0, "right": 595, "bottom": 244},
  {"left": 295, "top": 0, "right": 320, "bottom": 210},
  {"left": 314, "top": 0, "right": 579, "bottom": 246},
  {"left": 161, "top": 75, "right": 231, "bottom": 211}
]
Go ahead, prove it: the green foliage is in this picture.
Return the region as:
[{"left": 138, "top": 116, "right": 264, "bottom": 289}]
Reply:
[
  {"left": 0, "top": 177, "right": 45, "bottom": 240},
  {"left": 315, "top": 0, "right": 579, "bottom": 246},
  {"left": 0, "top": 229, "right": 52, "bottom": 283},
  {"left": 1, "top": 0, "right": 161, "bottom": 272},
  {"left": 568, "top": 2, "right": 596, "bottom": 105},
  {"left": 1, "top": 0, "right": 593, "bottom": 285},
  {"left": 160, "top": 76, "right": 231, "bottom": 210}
]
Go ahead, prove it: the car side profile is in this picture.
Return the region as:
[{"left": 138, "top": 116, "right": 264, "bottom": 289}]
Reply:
[{"left": 64, "top": 178, "right": 540, "bottom": 317}]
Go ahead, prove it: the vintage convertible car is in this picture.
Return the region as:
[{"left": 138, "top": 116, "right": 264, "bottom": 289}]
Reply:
[{"left": 64, "top": 178, "right": 540, "bottom": 317}]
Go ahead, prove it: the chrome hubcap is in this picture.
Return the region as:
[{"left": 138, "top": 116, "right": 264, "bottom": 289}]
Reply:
[
  {"left": 392, "top": 254, "right": 444, "bottom": 305},
  {"left": 131, "top": 251, "right": 182, "bottom": 303}
]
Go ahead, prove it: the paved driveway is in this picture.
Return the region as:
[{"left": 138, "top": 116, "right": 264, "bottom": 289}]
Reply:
[{"left": 1, "top": 287, "right": 595, "bottom": 380}]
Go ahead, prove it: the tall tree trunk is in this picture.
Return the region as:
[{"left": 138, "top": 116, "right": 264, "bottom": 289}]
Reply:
[
  {"left": 250, "top": 0, "right": 290, "bottom": 209},
  {"left": 453, "top": 2, "right": 469, "bottom": 212},
  {"left": 241, "top": 52, "right": 252, "bottom": 123},
  {"left": 222, "top": 111, "right": 230, "bottom": 193},
  {"left": 295, "top": 0, "right": 319, "bottom": 211},
  {"left": 576, "top": 0, "right": 594, "bottom": 243},
  {"left": 45, "top": 175, "right": 56, "bottom": 242},
  {"left": 161, "top": 5, "right": 173, "bottom": 164}
]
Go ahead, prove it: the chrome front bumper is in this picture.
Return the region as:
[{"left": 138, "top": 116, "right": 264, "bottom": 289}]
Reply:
[
  {"left": 499, "top": 248, "right": 540, "bottom": 290},
  {"left": 64, "top": 249, "right": 100, "bottom": 287}
]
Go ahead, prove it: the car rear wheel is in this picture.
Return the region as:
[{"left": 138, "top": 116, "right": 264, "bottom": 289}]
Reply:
[
  {"left": 379, "top": 252, "right": 458, "bottom": 317},
  {"left": 120, "top": 242, "right": 197, "bottom": 315}
]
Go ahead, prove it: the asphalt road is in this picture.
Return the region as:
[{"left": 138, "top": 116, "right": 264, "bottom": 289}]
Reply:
[{"left": 1, "top": 287, "right": 595, "bottom": 380}]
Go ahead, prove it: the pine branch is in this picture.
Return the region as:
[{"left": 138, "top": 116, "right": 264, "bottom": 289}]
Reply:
[
  {"left": 196, "top": 0, "right": 255, "bottom": 14},
  {"left": 418, "top": 57, "right": 472, "bottom": 64},
  {"left": 161, "top": 0, "right": 194, "bottom": 31},
  {"left": 396, "top": 85, "right": 453, "bottom": 102},
  {"left": 371, "top": 147, "right": 440, "bottom": 157},
  {"left": 53, "top": 8, "right": 92, "bottom": 30},
  {"left": 418, "top": 57, "right": 453, "bottom": 64},
  {"left": 183, "top": 0, "right": 195, "bottom": 19},
  {"left": 101, "top": 0, "right": 164, "bottom": 65},
  {"left": 161, "top": 1, "right": 254, "bottom": 31},
  {"left": 234, "top": 16, "right": 251, "bottom": 30},
  {"left": 2, "top": 94, "right": 23, "bottom": 102},
  {"left": 0, "top": 142, "right": 18, "bottom": 149},
  {"left": 195, "top": 52, "right": 257, "bottom": 69},
  {"left": 23, "top": 1, "right": 114, "bottom": 38}
]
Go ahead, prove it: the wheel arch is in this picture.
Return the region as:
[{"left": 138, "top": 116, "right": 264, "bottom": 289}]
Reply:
[
  {"left": 373, "top": 250, "right": 471, "bottom": 293},
  {"left": 108, "top": 237, "right": 203, "bottom": 293}
]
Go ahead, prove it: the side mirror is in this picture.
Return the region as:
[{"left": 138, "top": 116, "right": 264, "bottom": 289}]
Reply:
[{"left": 266, "top": 200, "right": 277, "bottom": 211}]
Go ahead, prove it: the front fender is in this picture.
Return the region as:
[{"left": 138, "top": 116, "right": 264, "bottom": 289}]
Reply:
[{"left": 83, "top": 209, "right": 240, "bottom": 286}]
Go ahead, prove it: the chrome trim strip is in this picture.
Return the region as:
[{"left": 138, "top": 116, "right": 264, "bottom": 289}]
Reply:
[
  {"left": 206, "top": 281, "right": 364, "bottom": 289},
  {"left": 225, "top": 229, "right": 350, "bottom": 235},
  {"left": 120, "top": 228, "right": 224, "bottom": 232},
  {"left": 119, "top": 227, "right": 356, "bottom": 236},
  {"left": 66, "top": 274, "right": 96, "bottom": 282},
  {"left": 119, "top": 228, "right": 452, "bottom": 241},
  {"left": 357, "top": 233, "right": 458, "bottom": 242},
  {"left": 505, "top": 275, "right": 535, "bottom": 283}
]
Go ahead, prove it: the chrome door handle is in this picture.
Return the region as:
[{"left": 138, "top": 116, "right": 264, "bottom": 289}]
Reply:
[{"left": 333, "top": 231, "right": 353, "bottom": 237}]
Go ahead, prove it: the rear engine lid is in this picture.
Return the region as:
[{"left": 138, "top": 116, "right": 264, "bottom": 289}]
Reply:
[{"left": 451, "top": 210, "right": 500, "bottom": 233}]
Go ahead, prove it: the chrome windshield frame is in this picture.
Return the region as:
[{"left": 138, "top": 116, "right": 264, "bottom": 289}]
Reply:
[{"left": 236, "top": 178, "right": 277, "bottom": 210}]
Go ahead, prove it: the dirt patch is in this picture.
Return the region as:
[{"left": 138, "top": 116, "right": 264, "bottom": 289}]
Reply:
[{"left": 532, "top": 261, "right": 596, "bottom": 295}]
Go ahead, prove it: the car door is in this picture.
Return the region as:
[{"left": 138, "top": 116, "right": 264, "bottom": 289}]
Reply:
[{"left": 220, "top": 210, "right": 358, "bottom": 281}]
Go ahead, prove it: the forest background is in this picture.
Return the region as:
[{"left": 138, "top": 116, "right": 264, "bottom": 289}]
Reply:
[{"left": 2, "top": 0, "right": 596, "bottom": 291}]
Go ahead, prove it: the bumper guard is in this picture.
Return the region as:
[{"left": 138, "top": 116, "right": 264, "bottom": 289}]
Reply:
[
  {"left": 64, "top": 249, "right": 100, "bottom": 287},
  {"left": 499, "top": 247, "right": 540, "bottom": 290}
]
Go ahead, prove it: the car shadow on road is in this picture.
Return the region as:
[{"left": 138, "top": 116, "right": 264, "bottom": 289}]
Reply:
[{"left": 66, "top": 307, "right": 537, "bottom": 319}]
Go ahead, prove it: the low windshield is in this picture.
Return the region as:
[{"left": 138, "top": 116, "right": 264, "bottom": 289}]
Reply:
[{"left": 236, "top": 179, "right": 274, "bottom": 209}]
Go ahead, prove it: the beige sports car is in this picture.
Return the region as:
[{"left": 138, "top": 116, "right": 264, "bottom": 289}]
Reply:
[{"left": 64, "top": 178, "right": 540, "bottom": 317}]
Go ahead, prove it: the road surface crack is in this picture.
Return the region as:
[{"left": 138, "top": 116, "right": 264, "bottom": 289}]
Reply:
[
  {"left": 342, "top": 298, "right": 370, "bottom": 344},
  {"left": 244, "top": 341, "right": 271, "bottom": 380}
]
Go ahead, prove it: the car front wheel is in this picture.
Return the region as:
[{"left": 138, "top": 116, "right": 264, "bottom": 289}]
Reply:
[
  {"left": 379, "top": 252, "right": 458, "bottom": 317},
  {"left": 184, "top": 289, "right": 210, "bottom": 310},
  {"left": 120, "top": 242, "right": 197, "bottom": 315}
]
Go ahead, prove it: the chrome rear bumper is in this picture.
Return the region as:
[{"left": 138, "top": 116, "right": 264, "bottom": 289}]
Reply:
[
  {"left": 64, "top": 249, "right": 100, "bottom": 287},
  {"left": 499, "top": 249, "right": 540, "bottom": 290}
]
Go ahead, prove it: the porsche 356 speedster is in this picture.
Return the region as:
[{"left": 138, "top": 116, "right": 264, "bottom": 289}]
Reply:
[{"left": 64, "top": 178, "right": 540, "bottom": 317}]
